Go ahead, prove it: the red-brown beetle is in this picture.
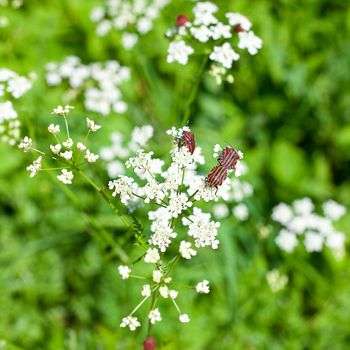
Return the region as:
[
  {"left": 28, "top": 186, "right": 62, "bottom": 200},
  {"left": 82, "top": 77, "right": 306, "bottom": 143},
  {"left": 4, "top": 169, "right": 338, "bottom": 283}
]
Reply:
[
  {"left": 182, "top": 130, "right": 196, "bottom": 155},
  {"left": 218, "top": 146, "right": 240, "bottom": 170},
  {"left": 176, "top": 14, "right": 189, "bottom": 27},
  {"left": 205, "top": 165, "right": 228, "bottom": 188},
  {"left": 176, "top": 130, "right": 196, "bottom": 155}
]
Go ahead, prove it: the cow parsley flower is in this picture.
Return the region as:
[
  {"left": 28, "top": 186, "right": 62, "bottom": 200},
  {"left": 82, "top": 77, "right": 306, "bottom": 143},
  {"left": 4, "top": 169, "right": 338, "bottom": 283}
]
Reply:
[
  {"left": 266, "top": 269, "right": 288, "bottom": 293},
  {"left": 166, "top": 2, "right": 262, "bottom": 83},
  {"left": 18, "top": 136, "right": 32, "bottom": 152},
  {"left": 196, "top": 280, "right": 210, "bottom": 294},
  {"left": 26, "top": 156, "right": 42, "bottom": 177},
  {"left": 90, "top": 0, "right": 170, "bottom": 50},
  {"left": 86, "top": 118, "right": 101, "bottom": 132},
  {"left": 118, "top": 265, "right": 131, "bottom": 280},
  {"left": 272, "top": 198, "right": 346, "bottom": 256},
  {"left": 120, "top": 316, "right": 141, "bottom": 331},
  {"left": 112, "top": 126, "right": 246, "bottom": 329},
  {"left": 144, "top": 248, "right": 160, "bottom": 264},
  {"left": 148, "top": 308, "right": 162, "bottom": 324},
  {"left": 57, "top": 169, "right": 74, "bottom": 184},
  {"left": 167, "top": 40, "right": 194, "bottom": 65},
  {"left": 209, "top": 43, "right": 240, "bottom": 69},
  {"left": 46, "top": 57, "right": 130, "bottom": 115},
  {"left": 179, "top": 314, "right": 190, "bottom": 323}
]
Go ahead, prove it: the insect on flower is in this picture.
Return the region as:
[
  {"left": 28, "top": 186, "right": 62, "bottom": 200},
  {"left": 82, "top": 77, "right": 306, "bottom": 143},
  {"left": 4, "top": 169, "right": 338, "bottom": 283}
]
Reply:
[
  {"left": 176, "top": 130, "right": 196, "bottom": 155},
  {"left": 176, "top": 14, "right": 189, "bottom": 27},
  {"left": 206, "top": 165, "right": 228, "bottom": 188},
  {"left": 218, "top": 146, "right": 240, "bottom": 170}
]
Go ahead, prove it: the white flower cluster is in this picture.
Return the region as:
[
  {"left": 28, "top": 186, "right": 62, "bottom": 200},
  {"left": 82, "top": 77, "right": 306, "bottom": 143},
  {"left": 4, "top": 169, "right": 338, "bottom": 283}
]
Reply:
[
  {"left": 166, "top": 2, "right": 262, "bottom": 84},
  {"left": 273, "top": 198, "right": 346, "bottom": 256},
  {"left": 46, "top": 56, "right": 130, "bottom": 116},
  {"left": 100, "top": 125, "right": 154, "bottom": 178},
  {"left": 266, "top": 269, "right": 288, "bottom": 293},
  {"left": 0, "top": 68, "right": 33, "bottom": 145},
  {"left": 19, "top": 106, "right": 101, "bottom": 184},
  {"left": 113, "top": 127, "right": 240, "bottom": 330},
  {"left": 90, "top": 0, "right": 170, "bottom": 50}
]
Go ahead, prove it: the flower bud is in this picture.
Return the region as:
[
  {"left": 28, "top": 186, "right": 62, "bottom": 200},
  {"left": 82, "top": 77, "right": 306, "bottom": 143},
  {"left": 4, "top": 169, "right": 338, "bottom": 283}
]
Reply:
[
  {"left": 144, "top": 337, "right": 156, "bottom": 350},
  {"left": 176, "top": 15, "right": 189, "bottom": 27}
]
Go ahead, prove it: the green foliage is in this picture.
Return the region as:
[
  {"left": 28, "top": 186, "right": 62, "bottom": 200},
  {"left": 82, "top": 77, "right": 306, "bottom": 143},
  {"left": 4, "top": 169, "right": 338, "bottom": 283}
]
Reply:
[{"left": 0, "top": 0, "right": 349, "bottom": 349}]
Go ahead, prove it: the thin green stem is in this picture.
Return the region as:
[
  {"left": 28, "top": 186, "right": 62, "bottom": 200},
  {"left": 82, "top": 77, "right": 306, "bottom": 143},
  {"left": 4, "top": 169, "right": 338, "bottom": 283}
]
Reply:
[
  {"left": 63, "top": 116, "right": 70, "bottom": 139},
  {"left": 180, "top": 55, "right": 208, "bottom": 126}
]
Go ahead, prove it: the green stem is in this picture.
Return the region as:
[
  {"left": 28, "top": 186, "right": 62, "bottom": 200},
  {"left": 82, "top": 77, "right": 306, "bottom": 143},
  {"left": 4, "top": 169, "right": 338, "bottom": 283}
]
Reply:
[{"left": 180, "top": 55, "right": 208, "bottom": 127}]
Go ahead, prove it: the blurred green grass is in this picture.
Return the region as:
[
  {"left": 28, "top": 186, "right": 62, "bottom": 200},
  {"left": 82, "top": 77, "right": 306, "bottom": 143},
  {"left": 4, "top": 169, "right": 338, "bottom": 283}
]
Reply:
[{"left": 1, "top": 0, "right": 350, "bottom": 349}]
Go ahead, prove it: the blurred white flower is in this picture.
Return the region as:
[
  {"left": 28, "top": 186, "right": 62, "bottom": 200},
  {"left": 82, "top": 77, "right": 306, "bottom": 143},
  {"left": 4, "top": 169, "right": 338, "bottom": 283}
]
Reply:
[
  {"left": 238, "top": 31, "right": 263, "bottom": 55},
  {"left": 179, "top": 314, "right": 190, "bottom": 323},
  {"left": 322, "top": 200, "right": 346, "bottom": 221},
  {"left": 148, "top": 308, "right": 162, "bottom": 324},
  {"left": 120, "top": 316, "right": 141, "bottom": 331},
  {"left": 167, "top": 41, "right": 194, "bottom": 65},
  {"left": 118, "top": 265, "right": 131, "bottom": 280},
  {"left": 196, "top": 280, "right": 210, "bottom": 294},
  {"left": 210, "top": 43, "right": 240, "bottom": 69},
  {"left": 57, "top": 169, "right": 74, "bottom": 185},
  {"left": 144, "top": 248, "right": 160, "bottom": 264},
  {"left": 233, "top": 203, "right": 249, "bottom": 221}
]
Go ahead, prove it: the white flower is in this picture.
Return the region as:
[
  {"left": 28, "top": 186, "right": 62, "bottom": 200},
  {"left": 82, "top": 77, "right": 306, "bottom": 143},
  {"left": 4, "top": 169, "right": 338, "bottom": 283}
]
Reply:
[
  {"left": 96, "top": 20, "right": 112, "bottom": 36},
  {"left": 326, "top": 231, "right": 345, "bottom": 251},
  {"left": 128, "top": 125, "right": 154, "bottom": 151},
  {"left": 233, "top": 203, "right": 249, "bottom": 220},
  {"left": 171, "top": 146, "right": 193, "bottom": 168},
  {"left": 118, "top": 265, "right": 131, "bottom": 279},
  {"left": 52, "top": 105, "right": 74, "bottom": 117},
  {"left": 238, "top": 31, "right": 263, "bottom": 55},
  {"left": 209, "top": 43, "right": 240, "bottom": 69},
  {"left": 109, "top": 176, "right": 137, "bottom": 205},
  {"left": 50, "top": 144, "right": 62, "bottom": 154},
  {"left": 48, "top": 124, "right": 60, "bottom": 134},
  {"left": 85, "top": 149, "right": 99, "bottom": 163},
  {"left": 167, "top": 41, "right": 194, "bottom": 65},
  {"left": 183, "top": 208, "right": 220, "bottom": 249},
  {"left": 275, "top": 229, "right": 298, "bottom": 253},
  {"left": 90, "top": 6, "right": 105, "bottom": 22},
  {"left": 0, "top": 101, "right": 17, "bottom": 121},
  {"left": 86, "top": 117, "right": 101, "bottom": 132},
  {"left": 60, "top": 151, "right": 73, "bottom": 160},
  {"left": 226, "top": 12, "right": 252, "bottom": 31},
  {"left": 26, "top": 156, "right": 42, "bottom": 177},
  {"left": 62, "top": 138, "right": 73, "bottom": 148},
  {"left": 141, "top": 284, "right": 151, "bottom": 297},
  {"left": 149, "top": 219, "right": 177, "bottom": 252},
  {"left": 122, "top": 32, "right": 138, "bottom": 50},
  {"left": 193, "top": 1, "right": 218, "bottom": 26},
  {"left": 190, "top": 25, "right": 212, "bottom": 42},
  {"left": 144, "top": 248, "right": 160, "bottom": 264},
  {"left": 57, "top": 169, "right": 74, "bottom": 184},
  {"left": 210, "top": 22, "right": 232, "bottom": 40},
  {"left": 18, "top": 136, "right": 32, "bottom": 152},
  {"left": 152, "top": 270, "right": 163, "bottom": 283},
  {"left": 212, "top": 203, "right": 229, "bottom": 219},
  {"left": 292, "top": 197, "right": 314, "bottom": 215},
  {"left": 266, "top": 269, "right": 288, "bottom": 293},
  {"left": 169, "top": 290, "right": 178, "bottom": 299},
  {"left": 179, "top": 314, "right": 190, "bottom": 323},
  {"left": 7, "top": 76, "right": 32, "bottom": 99},
  {"left": 148, "top": 308, "right": 162, "bottom": 324},
  {"left": 167, "top": 192, "right": 192, "bottom": 218},
  {"left": 138, "top": 181, "right": 165, "bottom": 203},
  {"left": 159, "top": 286, "right": 169, "bottom": 298},
  {"left": 120, "top": 316, "right": 141, "bottom": 331},
  {"left": 272, "top": 203, "right": 293, "bottom": 225},
  {"left": 304, "top": 231, "right": 323, "bottom": 252},
  {"left": 322, "top": 200, "right": 346, "bottom": 221},
  {"left": 196, "top": 280, "right": 210, "bottom": 294},
  {"left": 179, "top": 240, "right": 197, "bottom": 259},
  {"left": 77, "top": 142, "right": 86, "bottom": 151}
]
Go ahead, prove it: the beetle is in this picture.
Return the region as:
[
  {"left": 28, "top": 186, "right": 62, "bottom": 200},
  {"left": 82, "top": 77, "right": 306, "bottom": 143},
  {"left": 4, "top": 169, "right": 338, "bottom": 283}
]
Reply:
[
  {"left": 176, "top": 130, "right": 196, "bottom": 155},
  {"left": 205, "top": 165, "right": 228, "bottom": 188},
  {"left": 218, "top": 146, "right": 240, "bottom": 170},
  {"left": 183, "top": 130, "right": 196, "bottom": 155}
]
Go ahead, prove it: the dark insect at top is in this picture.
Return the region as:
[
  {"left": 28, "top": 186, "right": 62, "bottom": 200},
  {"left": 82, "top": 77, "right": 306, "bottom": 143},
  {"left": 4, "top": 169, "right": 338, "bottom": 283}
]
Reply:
[
  {"left": 182, "top": 130, "right": 196, "bottom": 155},
  {"left": 219, "top": 146, "right": 240, "bottom": 170},
  {"left": 206, "top": 165, "right": 228, "bottom": 187}
]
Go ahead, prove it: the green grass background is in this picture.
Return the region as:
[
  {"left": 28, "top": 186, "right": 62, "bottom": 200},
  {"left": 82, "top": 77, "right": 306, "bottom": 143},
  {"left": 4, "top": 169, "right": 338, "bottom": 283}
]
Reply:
[{"left": 0, "top": 0, "right": 350, "bottom": 349}]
